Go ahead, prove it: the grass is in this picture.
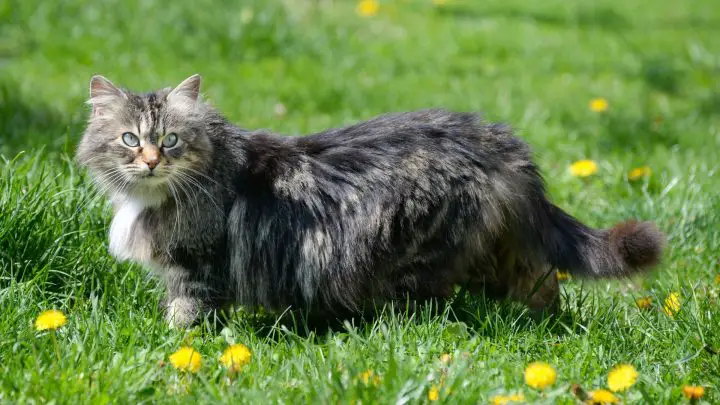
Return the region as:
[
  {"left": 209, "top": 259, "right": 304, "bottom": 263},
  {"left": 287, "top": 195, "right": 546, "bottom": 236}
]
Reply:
[{"left": 1, "top": 0, "right": 719, "bottom": 403}]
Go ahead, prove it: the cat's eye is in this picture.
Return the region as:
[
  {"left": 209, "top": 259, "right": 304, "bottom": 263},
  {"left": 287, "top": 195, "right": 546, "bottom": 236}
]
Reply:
[
  {"left": 162, "top": 133, "right": 178, "bottom": 148},
  {"left": 122, "top": 132, "right": 140, "bottom": 147}
]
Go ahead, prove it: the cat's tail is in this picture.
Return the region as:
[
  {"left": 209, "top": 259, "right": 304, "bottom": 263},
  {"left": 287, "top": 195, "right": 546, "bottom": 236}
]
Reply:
[{"left": 539, "top": 200, "right": 666, "bottom": 278}]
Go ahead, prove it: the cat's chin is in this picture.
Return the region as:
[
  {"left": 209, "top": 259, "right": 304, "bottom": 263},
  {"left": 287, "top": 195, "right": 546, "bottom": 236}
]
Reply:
[
  {"left": 124, "top": 180, "right": 169, "bottom": 207},
  {"left": 136, "top": 174, "right": 167, "bottom": 186}
]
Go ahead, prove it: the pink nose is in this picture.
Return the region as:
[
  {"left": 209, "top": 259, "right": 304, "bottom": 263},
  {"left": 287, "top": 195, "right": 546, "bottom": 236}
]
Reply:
[
  {"left": 142, "top": 146, "right": 160, "bottom": 170},
  {"left": 145, "top": 158, "right": 159, "bottom": 170}
]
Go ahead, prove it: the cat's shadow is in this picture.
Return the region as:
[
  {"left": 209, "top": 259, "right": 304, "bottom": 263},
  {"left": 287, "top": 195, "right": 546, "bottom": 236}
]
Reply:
[{"left": 196, "top": 289, "right": 591, "bottom": 342}]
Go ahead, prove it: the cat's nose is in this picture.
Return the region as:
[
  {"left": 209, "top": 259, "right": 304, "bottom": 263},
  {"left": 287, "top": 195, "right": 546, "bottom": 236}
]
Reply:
[{"left": 142, "top": 146, "right": 160, "bottom": 170}]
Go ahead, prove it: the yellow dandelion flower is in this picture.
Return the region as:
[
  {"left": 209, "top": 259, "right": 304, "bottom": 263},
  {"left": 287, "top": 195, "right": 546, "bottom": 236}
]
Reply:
[
  {"left": 439, "top": 353, "right": 452, "bottom": 364},
  {"left": 635, "top": 297, "right": 652, "bottom": 310},
  {"left": 491, "top": 393, "right": 526, "bottom": 405},
  {"left": 219, "top": 344, "right": 252, "bottom": 372},
  {"left": 628, "top": 166, "right": 651, "bottom": 181},
  {"left": 557, "top": 271, "right": 572, "bottom": 281},
  {"left": 169, "top": 347, "right": 202, "bottom": 373},
  {"left": 586, "top": 389, "right": 619, "bottom": 404},
  {"left": 428, "top": 385, "right": 440, "bottom": 401},
  {"left": 359, "top": 370, "right": 381, "bottom": 386},
  {"left": 524, "top": 362, "right": 557, "bottom": 390},
  {"left": 34, "top": 309, "right": 67, "bottom": 331},
  {"left": 607, "top": 364, "right": 638, "bottom": 392},
  {"left": 589, "top": 98, "right": 609, "bottom": 112},
  {"left": 569, "top": 160, "right": 598, "bottom": 177},
  {"left": 356, "top": 0, "right": 379, "bottom": 17},
  {"left": 682, "top": 385, "right": 705, "bottom": 399},
  {"left": 663, "top": 292, "right": 681, "bottom": 317}
]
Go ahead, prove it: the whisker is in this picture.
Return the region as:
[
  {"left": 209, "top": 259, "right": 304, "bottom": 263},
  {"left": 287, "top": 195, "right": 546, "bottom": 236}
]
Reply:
[
  {"left": 173, "top": 175, "right": 201, "bottom": 225},
  {"left": 166, "top": 180, "right": 182, "bottom": 252},
  {"left": 180, "top": 166, "right": 224, "bottom": 188},
  {"left": 174, "top": 168, "right": 224, "bottom": 215},
  {"left": 73, "top": 168, "right": 127, "bottom": 215}
]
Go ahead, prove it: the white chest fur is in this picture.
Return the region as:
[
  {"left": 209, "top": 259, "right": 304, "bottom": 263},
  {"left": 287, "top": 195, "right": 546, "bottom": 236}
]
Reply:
[{"left": 109, "top": 199, "right": 153, "bottom": 263}]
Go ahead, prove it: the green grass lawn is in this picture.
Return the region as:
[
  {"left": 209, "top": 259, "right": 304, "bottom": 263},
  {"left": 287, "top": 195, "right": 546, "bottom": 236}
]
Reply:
[{"left": 2, "top": 0, "right": 719, "bottom": 403}]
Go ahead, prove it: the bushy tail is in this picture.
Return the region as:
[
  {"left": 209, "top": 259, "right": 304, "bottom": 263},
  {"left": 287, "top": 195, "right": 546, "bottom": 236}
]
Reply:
[{"left": 540, "top": 201, "right": 666, "bottom": 278}]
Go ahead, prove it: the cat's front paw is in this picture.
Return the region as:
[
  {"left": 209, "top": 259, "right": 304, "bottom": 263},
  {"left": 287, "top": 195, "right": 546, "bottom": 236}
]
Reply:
[{"left": 165, "top": 296, "right": 200, "bottom": 328}]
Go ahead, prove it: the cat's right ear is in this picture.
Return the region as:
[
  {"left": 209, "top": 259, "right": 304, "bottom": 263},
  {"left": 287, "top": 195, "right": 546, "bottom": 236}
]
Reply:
[{"left": 89, "top": 75, "right": 125, "bottom": 117}]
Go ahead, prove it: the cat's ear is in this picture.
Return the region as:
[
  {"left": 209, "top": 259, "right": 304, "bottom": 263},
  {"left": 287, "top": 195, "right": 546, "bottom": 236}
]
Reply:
[
  {"left": 89, "top": 75, "right": 125, "bottom": 117},
  {"left": 168, "top": 74, "right": 202, "bottom": 103}
]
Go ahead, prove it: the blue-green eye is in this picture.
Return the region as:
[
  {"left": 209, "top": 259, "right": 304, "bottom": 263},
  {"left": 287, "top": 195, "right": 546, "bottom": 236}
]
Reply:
[
  {"left": 122, "top": 132, "right": 140, "bottom": 147},
  {"left": 162, "top": 133, "right": 178, "bottom": 148}
]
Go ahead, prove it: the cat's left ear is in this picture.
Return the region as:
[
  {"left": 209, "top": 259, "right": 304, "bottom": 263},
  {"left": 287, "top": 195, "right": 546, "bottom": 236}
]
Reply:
[
  {"left": 168, "top": 74, "right": 202, "bottom": 102},
  {"left": 89, "top": 75, "right": 126, "bottom": 117}
]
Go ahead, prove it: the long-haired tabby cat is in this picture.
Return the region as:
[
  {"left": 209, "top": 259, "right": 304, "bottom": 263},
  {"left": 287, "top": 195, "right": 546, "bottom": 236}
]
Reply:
[{"left": 77, "top": 74, "right": 665, "bottom": 327}]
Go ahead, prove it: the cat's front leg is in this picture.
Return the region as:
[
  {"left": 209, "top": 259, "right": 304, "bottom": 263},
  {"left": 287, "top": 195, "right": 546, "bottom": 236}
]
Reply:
[
  {"left": 161, "top": 267, "right": 209, "bottom": 328},
  {"left": 164, "top": 296, "right": 202, "bottom": 328}
]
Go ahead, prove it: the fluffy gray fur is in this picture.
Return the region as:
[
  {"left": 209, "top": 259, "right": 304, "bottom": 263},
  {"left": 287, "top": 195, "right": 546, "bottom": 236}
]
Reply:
[{"left": 77, "top": 74, "right": 666, "bottom": 327}]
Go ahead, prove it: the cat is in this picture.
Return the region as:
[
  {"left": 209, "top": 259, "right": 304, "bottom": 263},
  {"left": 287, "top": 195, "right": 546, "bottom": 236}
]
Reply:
[{"left": 77, "top": 74, "right": 666, "bottom": 327}]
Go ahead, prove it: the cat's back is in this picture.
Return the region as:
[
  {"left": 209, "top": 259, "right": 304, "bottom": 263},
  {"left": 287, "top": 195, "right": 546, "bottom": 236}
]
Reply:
[
  {"left": 235, "top": 109, "right": 534, "bottom": 202},
  {"left": 291, "top": 109, "right": 529, "bottom": 172},
  {"left": 299, "top": 109, "right": 486, "bottom": 147}
]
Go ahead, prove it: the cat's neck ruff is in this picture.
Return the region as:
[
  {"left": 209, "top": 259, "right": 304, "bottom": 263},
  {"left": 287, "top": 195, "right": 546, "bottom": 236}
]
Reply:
[{"left": 108, "top": 190, "right": 166, "bottom": 263}]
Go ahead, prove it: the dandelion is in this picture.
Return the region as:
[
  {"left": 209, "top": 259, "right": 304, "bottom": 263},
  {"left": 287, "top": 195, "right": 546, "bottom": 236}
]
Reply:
[
  {"left": 586, "top": 389, "right": 619, "bottom": 404},
  {"left": 569, "top": 160, "right": 598, "bottom": 177},
  {"left": 557, "top": 271, "right": 572, "bottom": 281},
  {"left": 635, "top": 297, "right": 652, "bottom": 310},
  {"left": 491, "top": 393, "right": 526, "bottom": 405},
  {"left": 628, "top": 166, "right": 651, "bottom": 181},
  {"left": 359, "top": 370, "right": 381, "bottom": 386},
  {"left": 663, "top": 292, "right": 681, "bottom": 317},
  {"left": 682, "top": 385, "right": 705, "bottom": 400},
  {"left": 428, "top": 385, "right": 440, "bottom": 401},
  {"left": 219, "top": 344, "right": 252, "bottom": 372},
  {"left": 169, "top": 347, "right": 202, "bottom": 373},
  {"left": 439, "top": 353, "right": 452, "bottom": 364},
  {"left": 589, "top": 98, "right": 609, "bottom": 112},
  {"left": 524, "top": 362, "right": 557, "bottom": 390},
  {"left": 34, "top": 309, "right": 67, "bottom": 331},
  {"left": 356, "top": 0, "right": 379, "bottom": 17},
  {"left": 607, "top": 364, "right": 638, "bottom": 392},
  {"left": 34, "top": 309, "right": 67, "bottom": 361}
]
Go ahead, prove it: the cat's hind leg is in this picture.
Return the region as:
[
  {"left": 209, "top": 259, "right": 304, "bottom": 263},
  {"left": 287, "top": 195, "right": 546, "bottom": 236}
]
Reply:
[
  {"left": 507, "top": 259, "right": 560, "bottom": 315},
  {"left": 466, "top": 235, "right": 560, "bottom": 315}
]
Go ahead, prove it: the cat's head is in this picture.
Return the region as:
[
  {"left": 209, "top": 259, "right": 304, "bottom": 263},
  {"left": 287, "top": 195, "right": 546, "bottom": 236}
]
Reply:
[{"left": 77, "top": 74, "right": 213, "bottom": 205}]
